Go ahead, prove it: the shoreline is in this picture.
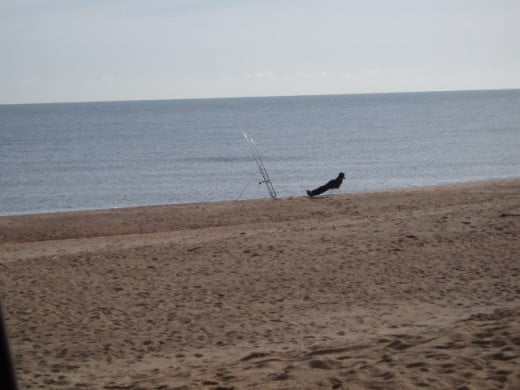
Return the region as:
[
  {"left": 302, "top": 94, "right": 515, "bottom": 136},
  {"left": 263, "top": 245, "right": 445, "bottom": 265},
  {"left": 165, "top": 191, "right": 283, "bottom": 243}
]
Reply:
[
  {"left": 2, "top": 176, "right": 519, "bottom": 220},
  {"left": 1, "top": 178, "right": 519, "bottom": 388},
  {"left": 1, "top": 178, "right": 518, "bottom": 242}
]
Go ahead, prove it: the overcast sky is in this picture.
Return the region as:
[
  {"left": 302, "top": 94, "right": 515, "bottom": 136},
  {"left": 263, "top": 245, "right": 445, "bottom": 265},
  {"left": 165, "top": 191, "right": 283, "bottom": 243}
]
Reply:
[{"left": 1, "top": 0, "right": 519, "bottom": 104}]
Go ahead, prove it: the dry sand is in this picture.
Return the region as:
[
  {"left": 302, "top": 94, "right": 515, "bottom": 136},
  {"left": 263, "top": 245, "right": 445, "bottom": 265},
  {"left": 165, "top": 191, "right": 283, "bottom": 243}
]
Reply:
[{"left": 1, "top": 179, "right": 519, "bottom": 389}]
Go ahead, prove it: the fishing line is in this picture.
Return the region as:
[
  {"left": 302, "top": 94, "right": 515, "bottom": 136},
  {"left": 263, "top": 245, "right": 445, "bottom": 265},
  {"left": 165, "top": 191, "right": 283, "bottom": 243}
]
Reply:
[{"left": 236, "top": 171, "right": 257, "bottom": 201}]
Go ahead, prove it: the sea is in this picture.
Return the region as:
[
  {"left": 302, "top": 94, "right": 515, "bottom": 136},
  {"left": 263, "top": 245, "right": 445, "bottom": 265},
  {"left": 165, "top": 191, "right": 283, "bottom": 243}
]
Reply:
[{"left": 1, "top": 89, "right": 519, "bottom": 216}]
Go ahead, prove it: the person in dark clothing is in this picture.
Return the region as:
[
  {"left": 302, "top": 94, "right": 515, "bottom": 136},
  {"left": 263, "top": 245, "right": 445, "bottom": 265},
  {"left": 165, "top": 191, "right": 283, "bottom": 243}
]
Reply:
[{"left": 307, "top": 172, "right": 346, "bottom": 197}]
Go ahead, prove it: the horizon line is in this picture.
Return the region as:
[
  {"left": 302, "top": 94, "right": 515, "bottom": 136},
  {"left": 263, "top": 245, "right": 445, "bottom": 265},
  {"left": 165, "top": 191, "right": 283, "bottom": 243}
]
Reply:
[{"left": 1, "top": 86, "right": 519, "bottom": 107}]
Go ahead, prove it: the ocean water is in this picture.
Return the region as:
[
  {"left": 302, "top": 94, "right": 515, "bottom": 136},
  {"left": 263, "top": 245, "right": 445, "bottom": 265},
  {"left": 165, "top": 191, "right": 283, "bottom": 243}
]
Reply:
[{"left": 1, "top": 89, "right": 519, "bottom": 216}]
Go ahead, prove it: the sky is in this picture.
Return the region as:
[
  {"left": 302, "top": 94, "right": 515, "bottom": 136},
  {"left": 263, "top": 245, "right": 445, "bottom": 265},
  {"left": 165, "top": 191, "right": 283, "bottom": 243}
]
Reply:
[{"left": 1, "top": 0, "right": 519, "bottom": 104}]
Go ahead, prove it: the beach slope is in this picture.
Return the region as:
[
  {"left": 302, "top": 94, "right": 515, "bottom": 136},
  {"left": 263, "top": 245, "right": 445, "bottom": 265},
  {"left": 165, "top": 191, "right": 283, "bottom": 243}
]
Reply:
[{"left": 1, "top": 179, "right": 519, "bottom": 389}]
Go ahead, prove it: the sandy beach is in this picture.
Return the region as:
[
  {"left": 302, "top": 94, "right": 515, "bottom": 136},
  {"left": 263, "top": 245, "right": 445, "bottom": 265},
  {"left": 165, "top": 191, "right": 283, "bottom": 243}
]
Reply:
[{"left": 1, "top": 179, "right": 519, "bottom": 389}]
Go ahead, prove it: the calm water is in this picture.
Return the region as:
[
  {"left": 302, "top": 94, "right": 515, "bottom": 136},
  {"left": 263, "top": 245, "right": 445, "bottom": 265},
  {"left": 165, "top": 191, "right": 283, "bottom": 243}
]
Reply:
[{"left": 1, "top": 89, "right": 519, "bottom": 216}]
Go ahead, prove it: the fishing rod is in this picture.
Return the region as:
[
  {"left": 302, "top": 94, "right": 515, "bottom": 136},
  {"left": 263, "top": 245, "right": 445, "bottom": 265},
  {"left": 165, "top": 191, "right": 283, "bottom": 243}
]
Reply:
[{"left": 242, "top": 131, "right": 278, "bottom": 200}]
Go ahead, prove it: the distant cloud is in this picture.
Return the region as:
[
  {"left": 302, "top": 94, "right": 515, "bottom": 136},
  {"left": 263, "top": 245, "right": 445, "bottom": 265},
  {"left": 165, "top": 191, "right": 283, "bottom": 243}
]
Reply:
[{"left": 18, "top": 77, "right": 40, "bottom": 86}]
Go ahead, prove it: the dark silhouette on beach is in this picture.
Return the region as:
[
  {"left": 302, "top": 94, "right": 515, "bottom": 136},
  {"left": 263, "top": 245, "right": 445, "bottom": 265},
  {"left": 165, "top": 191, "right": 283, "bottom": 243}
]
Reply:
[{"left": 307, "top": 172, "right": 346, "bottom": 197}]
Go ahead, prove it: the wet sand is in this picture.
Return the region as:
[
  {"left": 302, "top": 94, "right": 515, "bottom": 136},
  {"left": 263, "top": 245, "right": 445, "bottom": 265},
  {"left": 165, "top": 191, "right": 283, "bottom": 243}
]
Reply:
[{"left": 1, "top": 179, "right": 519, "bottom": 389}]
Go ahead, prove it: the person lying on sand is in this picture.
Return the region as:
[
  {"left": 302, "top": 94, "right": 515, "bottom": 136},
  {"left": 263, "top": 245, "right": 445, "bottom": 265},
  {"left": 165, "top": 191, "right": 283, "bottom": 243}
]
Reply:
[{"left": 307, "top": 172, "right": 346, "bottom": 197}]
